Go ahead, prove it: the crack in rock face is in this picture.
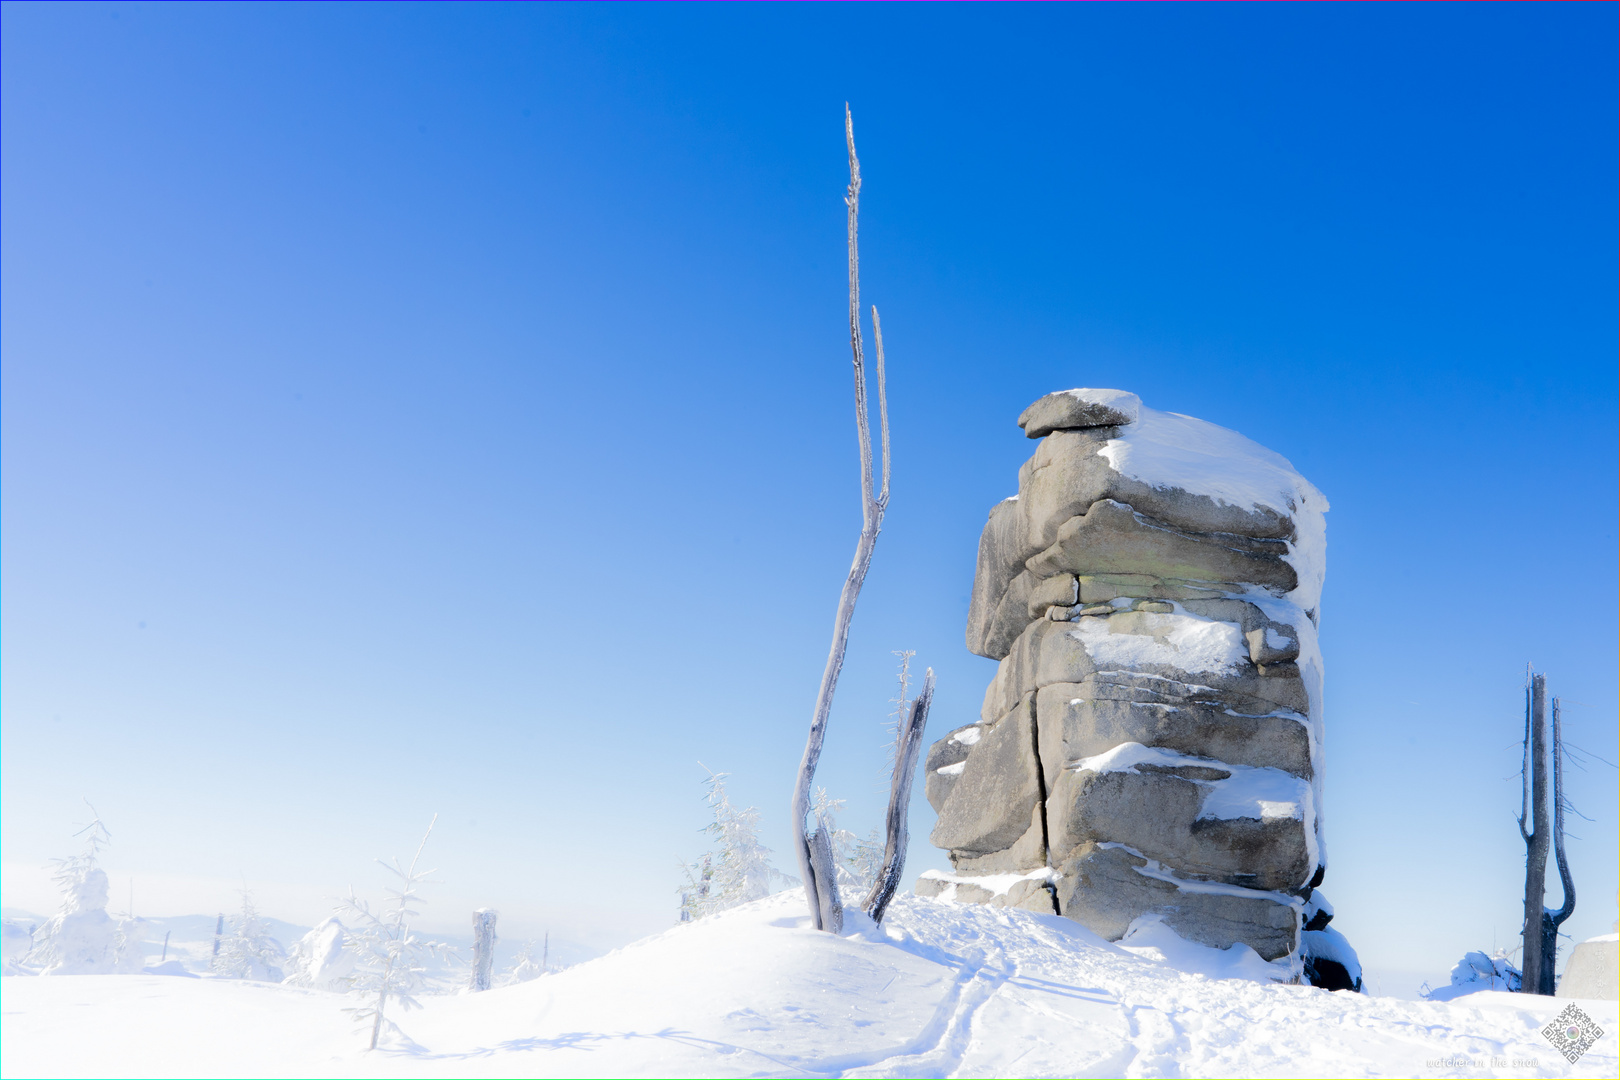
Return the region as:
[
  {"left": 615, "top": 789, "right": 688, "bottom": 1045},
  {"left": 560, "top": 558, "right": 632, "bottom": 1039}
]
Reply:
[{"left": 921, "top": 389, "right": 1357, "bottom": 984}]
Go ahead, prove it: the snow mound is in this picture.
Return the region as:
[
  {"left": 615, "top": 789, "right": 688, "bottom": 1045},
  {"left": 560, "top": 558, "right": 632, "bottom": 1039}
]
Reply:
[{"left": 4, "top": 890, "right": 1616, "bottom": 1078}]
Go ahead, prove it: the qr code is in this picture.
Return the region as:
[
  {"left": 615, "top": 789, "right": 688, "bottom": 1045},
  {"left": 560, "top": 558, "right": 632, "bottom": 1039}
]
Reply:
[{"left": 1542, "top": 1002, "right": 1605, "bottom": 1065}]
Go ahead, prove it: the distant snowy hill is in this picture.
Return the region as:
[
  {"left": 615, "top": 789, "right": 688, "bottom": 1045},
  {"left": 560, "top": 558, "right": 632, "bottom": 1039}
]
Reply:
[
  {"left": 4, "top": 890, "right": 1615, "bottom": 1079},
  {"left": 3, "top": 905, "right": 601, "bottom": 984}
]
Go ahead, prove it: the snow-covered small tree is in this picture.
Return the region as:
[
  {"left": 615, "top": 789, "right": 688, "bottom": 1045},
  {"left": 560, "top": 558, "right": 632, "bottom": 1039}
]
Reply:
[
  {"left": 212, "top": 891, "right": 285, "bottom": 981},
  {"left": 2, "top": 918, "right": 37, "bottom": 975},
  {"left": 500, "top": 939, "right": 544, "bottom": 986},
  {"left": 678, "top": 853, "right": 714, "bottom": 923},
  {"left": 810, "top": 788, "right": 883, "bottom": 896},
  {"left": 339, "top": 816, "right": 452, "bottom": 1050},
  {"left": 27, "top": 808, "right": 143, "bottom": 976},
  {"left": 679, "top": 770, "right": 790, "bottom": 921}
]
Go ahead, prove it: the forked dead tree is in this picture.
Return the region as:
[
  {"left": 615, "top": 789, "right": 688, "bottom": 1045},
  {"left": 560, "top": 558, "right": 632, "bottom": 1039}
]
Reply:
[
  {"left": 1519, "top": 669, "right": 1575, "bottom": 995},
  {"left": 792, "top": 105, "right": 891, "bottom": 932}
]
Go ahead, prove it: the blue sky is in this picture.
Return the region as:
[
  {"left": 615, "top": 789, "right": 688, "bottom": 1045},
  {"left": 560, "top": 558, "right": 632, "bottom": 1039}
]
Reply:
[{"left": 3, "top": 2, "right": 1615, "bottom": 983}]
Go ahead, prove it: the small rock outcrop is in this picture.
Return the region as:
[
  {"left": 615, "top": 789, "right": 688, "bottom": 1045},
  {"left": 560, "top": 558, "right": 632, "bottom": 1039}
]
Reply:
[{"left": 919, "top": 389, "right": 1346, "bottom": 973}]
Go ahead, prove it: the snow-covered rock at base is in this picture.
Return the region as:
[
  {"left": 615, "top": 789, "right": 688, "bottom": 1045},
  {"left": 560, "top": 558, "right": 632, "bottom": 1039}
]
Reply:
[
  {"left": 942, "top": 389, "right": 1341, "bottom": 973},
  {"left": 1301, "top": 926, "right": 1363, "bottom": 992},
  {"left": 2, "top": 891, "right": 1615, "bottom": 1080}
]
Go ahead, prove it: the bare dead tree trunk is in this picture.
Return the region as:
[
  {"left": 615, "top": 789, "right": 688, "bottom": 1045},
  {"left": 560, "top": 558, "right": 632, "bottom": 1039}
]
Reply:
[
  {"left": 807, "top": 825, "right": 843, "bottom": 932},
  {"left": 1535, "top": 696, "right": 1576, "bottom": 993},
  {"left": 1519, "top": 671, "right": 1550, "bottom": 992},
  {"left": 865, "top": 668, "right": 934, "bottom": 924},
  {"left": 470, "top": 909, "right": 497, "bottom": 992},
  {"left": 791, "top": 104, "right": 891, "bottom": 932}
]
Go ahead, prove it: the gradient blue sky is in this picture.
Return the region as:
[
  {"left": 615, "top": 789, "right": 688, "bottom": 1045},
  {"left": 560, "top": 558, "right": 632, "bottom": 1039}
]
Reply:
[{"left": 3, "top": 2, "right": 1616, "bottom": 984}]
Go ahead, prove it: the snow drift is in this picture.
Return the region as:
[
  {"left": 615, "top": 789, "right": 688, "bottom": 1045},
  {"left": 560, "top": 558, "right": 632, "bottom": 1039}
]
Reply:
[{"left": 3, "top": 890, "right": 1614, "bottom": 1079}]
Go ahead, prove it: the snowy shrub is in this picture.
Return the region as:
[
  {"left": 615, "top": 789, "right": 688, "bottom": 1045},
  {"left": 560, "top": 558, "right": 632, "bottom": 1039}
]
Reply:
[
  {"left": 500, "top": 940, "right": 545, "bottom": 985},
  {"left": 339, "top": 816, "right": 453, "bottom": 1050},
  {"left": 1422, "top": 950, "right": 1523, "bottom": 1000},
  {"left": 812, "top": 788, "right": 884, "bottom": 896},
  {"left": 679, "top": 770, "right": 791, "bottom": 921},
  {"left": 2, "top": 918, "right": 37, "bottom": 975},
  {"left": 283, "top": 917, "right": 355, "bottom": 991},
  {"left": 211, "top": 892, "right": 286, "bottom": 981},
  {"left": 26, "top": 811, "right": 144, "bottom": 976}
]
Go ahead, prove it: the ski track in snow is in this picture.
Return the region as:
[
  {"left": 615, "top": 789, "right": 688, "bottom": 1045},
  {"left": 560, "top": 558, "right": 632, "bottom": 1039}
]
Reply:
[{"left": 3, "top": 890, "right": 1616, "bottom": 1079}]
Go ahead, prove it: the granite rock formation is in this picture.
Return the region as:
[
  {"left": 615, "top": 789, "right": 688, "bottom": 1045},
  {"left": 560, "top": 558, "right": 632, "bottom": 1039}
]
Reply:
[{"left": 918, "top": 389, "right": 1347, "bottom": 970}]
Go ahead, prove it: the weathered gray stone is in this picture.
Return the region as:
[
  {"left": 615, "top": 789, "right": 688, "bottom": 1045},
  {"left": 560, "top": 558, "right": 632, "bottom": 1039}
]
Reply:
[
  {"left": 1046, "top": 767, "right": 1312, "bottom": 891},
  {"left": 965, "top": 499, "right": 1036, "bottom": 660},
  {"left": 1033, "top": 685, "right": 1314, "bottom": 782},
  {"left": 1026, "top": 573, "right": 1079, "bottom": 619},
  {"left": 1051, "top": 844, "right": 1299, "bottom": 960},
  {"left": 930, "top": 695, "right": 1042, "bottom": 856},
  {"left": 1006, "top": 876, "right": 1059, "bottom": 914},
  {"left": 952, "top": 881, "right": 997, "bottom": 905},
  {"left": 938, "top": 388, "right": 1326, "bottom": 962},
  {"left": 949, "top": 803, "right": 1046, "bottom": 874},
  {"left": 1017, "top": 389, "right": 1141, "bottom": 438},
  {"left": 915, "top": 873, "right": 1060, "bottom": 914},
  {"left": 980, "top": 569, "right": 1035, "bottom": 661},
  {"left": 1246, "top": 628, "right": 1299, "bottom": 665},
  {"left": 981, "top": 616, "right": 1309, "bottom": 725},
  {"left": 1026, "top": 499, "right": 1297, "bottom": 594},
  {"left": 924, "top": 724, "right": 987, "bottom": 812},
  {"left": 1017, "top": 430, "right": 1296, "bottom": 551},
  {"left": 1077, "top": 574, "right": 1229, "bottom": 604}
]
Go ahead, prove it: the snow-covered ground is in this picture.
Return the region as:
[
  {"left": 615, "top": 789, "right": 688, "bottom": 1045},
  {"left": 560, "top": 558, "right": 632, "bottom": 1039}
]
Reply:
[{"left": 4, "top": 890, "right": 1614, "bottom": 1079}]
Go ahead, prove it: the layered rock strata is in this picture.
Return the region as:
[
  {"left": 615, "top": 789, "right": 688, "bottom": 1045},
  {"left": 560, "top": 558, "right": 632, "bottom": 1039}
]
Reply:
[{"left": 918, "top": 389, "right": 1340, "bottom": 965}]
